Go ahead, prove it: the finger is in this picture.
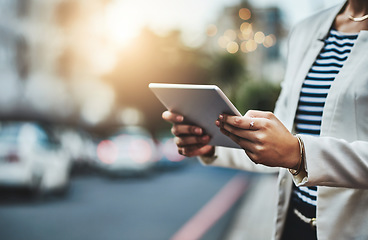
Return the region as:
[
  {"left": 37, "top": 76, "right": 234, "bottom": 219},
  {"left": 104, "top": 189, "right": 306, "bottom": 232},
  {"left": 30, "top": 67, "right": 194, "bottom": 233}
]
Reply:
[
  {"left": 178, "top": 148, "right": 184, "bottom": 155},
  {"left": 220, "top": 122, "right": 252, "bottom": 141},
  {"left": 219, "top": 114, "right": 258, "bottom": 131},
  {"left": 174, "top": 135, "right": 210, "bottom": 148},
  {"left": 162, "top": 111, "right": 184, "bottom": 123},
  {"left": 244, "top": 110, "right": 274, "bottom": 119},
  {"left": 171, "top": 125, "right": 204, "bottom": 136},
  {"left": 220, "top": 127, "right": 242, "bottom": 145},
  {"left": 181, "top": 145, "right": 214, "bottom": 158},
  {"left": 219, "top": 127, "right": 255, "bottom": 150},
  {"left": 222, "top": 122, "right": 269, "bottom": 149}
]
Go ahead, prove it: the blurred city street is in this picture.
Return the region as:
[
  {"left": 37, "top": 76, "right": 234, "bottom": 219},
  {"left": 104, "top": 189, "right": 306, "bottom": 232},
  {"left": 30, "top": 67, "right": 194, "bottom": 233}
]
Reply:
[
  {"left": 0, "top": 1, "right": 338, "bottom": 240},
  {"left": 0, "top": 161, "right": 253, "bottom": 240}
]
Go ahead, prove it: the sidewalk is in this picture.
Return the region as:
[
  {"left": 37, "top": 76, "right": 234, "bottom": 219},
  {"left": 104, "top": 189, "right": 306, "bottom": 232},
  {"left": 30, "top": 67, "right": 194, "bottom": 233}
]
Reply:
[{"left": 224, "top": 174, "right": 278, "bottom": 240}]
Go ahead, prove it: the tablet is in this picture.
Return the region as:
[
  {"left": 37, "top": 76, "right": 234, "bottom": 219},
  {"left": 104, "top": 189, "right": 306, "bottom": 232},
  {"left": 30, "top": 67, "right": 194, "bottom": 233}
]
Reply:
[{"left": 149, "top": 83, "right": 242, "bottom": 149}]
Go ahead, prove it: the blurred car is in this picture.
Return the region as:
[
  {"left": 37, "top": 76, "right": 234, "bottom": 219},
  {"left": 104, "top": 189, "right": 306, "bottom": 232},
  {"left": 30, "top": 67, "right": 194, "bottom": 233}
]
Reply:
[
  {"left": 154, "top": 133, "right": 186, "bottom": 169},
  {"left": 0, "top": 121, "right": 71, "bottom": 194},
  {"left": 94, "top": 126, "right": 158, "bottom": 177},
  {"left": 55, "top": 126, "right": 97, "bottom": 172}
]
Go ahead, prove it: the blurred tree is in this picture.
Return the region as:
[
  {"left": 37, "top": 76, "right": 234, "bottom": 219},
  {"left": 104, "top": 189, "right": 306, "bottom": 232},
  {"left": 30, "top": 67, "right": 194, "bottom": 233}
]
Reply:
[
  {"left": 235, "top": 79, "right": 281, "bottom": 114},
  {"left": 209, "top": 52, "right": 246, "bottom": 101},
  {"left": 103, "top": 28, "right": 212, "bottom": 136}
]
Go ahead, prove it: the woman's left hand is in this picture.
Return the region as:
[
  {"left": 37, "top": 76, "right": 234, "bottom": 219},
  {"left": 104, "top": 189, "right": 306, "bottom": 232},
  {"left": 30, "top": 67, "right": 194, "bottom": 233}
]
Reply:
[{"left": 217, "top": 110, "right": 300, "bottom": 169}]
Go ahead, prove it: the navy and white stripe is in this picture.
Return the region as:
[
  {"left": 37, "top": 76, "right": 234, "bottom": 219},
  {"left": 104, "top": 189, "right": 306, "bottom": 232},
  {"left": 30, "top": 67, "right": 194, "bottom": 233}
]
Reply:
[{"left": 291, "top": 29, "right": 358, "bottom": 219}]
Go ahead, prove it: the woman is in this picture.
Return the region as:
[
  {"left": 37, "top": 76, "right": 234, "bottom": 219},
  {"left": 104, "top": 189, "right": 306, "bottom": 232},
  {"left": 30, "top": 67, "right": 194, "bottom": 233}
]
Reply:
[{"left": 163, "top": 0, "right": 368, "bottom": 239}]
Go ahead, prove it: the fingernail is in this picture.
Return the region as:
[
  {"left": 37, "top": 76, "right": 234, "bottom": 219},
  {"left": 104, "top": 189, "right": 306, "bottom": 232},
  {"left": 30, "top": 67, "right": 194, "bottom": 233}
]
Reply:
[
  {"left": 194, "top": 127, "right": 202, "bottom": 135},
  {"left": 176, "top": 116, "right": 184, "bottom": 122},
  {"left": 219, "top": 114, "right": 224, "bottom": 120},
  {"left": 220, "top": 128, "right": 229, "bottom": 136},
  {"left": 215, "top": 120, "right": 220, "bottom": 127},
  {"left": 201, "top": 135, "right": 209, "bottom": 142}
]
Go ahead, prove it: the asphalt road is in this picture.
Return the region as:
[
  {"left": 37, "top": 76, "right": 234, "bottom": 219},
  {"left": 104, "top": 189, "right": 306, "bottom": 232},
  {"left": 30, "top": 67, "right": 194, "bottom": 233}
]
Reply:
[{"left": 0, "top": 160, "right": 253, "bottom": 240}]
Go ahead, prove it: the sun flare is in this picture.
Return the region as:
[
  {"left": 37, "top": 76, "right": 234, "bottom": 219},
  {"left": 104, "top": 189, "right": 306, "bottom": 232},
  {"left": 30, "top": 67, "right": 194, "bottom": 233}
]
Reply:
[{"left": 103, "top": 1, "right": 144, "bottom": 48}]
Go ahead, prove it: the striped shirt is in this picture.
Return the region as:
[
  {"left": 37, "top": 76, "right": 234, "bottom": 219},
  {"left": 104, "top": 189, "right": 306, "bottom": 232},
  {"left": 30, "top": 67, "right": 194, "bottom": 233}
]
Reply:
[{"left": 291, "top": 29, "right": 358, "bottom": 220}]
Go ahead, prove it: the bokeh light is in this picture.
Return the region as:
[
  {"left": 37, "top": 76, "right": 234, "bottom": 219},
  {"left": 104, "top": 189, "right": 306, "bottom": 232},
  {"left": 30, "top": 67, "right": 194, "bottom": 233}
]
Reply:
[
  {"left": 239, "top": 8, "right": 251, "bottom": 21},
  {"left": 206, "top": 24, "right": 218, "bottom": 37},
  {"left": 227, "top": 41, "right": 239, "bottom": 54},
  {"left": 129, "top": 139, "right": 154, "bottom": 164},
  {"left": 224, "top": 29, "right": 237, "bottom": 41},
  {"left": 240, "top": 22, "right": 252, "bottom": 33},
  {"left": 245, "top": 39, "right": 257, "bottom": 52},
  {"left": 240, "top": 41, "right": 248, "bottom": 53},
  {"left": 161, "top": 138, "right": 185, "bottom": 162},
  {"left": 263, "top": 34, "right": 277, "bottom": 48},
  {"left": 254, "top": 31, "right": 265, "bottom": 44},
  {"left": 97, "top": 139, "right": 118, "bottom": 164},
  {"left": 240, "top": 22, "right": 253, "bottom": 40},
  {"left": 218, "top": 35, "right": 231, "bottom": 48},
  {"left": 119, "top": 108, "right": 144, "bottom": 126}
]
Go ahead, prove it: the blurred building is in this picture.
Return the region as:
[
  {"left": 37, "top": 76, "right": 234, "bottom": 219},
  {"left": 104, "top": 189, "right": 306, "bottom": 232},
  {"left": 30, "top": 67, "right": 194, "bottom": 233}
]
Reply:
[
  {"left": 0, "top": 0, "right": 214, "bottom": 135},
  {"left": 248, "top": 6, "right": 286, "bottom": 82},
  {"left": 204, "top": 1, "right": 286, "bottom": 83},
  {"left": 0, "top": 0, "right": 115, "bottom": 127}
]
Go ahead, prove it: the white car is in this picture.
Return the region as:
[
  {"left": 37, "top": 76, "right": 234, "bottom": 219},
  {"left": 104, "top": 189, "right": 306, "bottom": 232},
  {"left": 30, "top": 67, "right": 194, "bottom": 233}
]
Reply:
[
  {"left": 55, "top": 127, "right": 97, "bottom": 168},
  {"left": 0, "top": 122, "right": 71, "bottom": 194},
  {"left": 95, "top": 126, "right": 157, "bottom": 176}
]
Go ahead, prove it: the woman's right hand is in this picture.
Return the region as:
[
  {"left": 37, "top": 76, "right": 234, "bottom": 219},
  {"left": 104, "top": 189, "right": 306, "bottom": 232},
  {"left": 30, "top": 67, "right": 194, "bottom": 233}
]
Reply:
[{"left": 162, "top": 111, "right": 215, "bottom": 157}]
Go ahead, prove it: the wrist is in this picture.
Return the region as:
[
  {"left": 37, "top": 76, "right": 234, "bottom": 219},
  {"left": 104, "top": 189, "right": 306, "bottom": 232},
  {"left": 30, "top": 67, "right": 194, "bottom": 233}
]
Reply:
[
  {"left": 289, "top": 135, "right": 305, "bottom": 176},
  {"left": 201, "top": 146, "right": 215, "bottom": 158},
  {"left": 199, "top": 146, "right": 217, "bottom": 165}
]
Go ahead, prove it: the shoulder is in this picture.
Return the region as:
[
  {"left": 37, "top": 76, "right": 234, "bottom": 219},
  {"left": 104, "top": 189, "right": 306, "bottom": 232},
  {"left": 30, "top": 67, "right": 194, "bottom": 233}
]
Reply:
[
  {"left": 295, "top": 5, "right": 341, "bottom": 29},
  {"left": 289, "top": 3, "right": 344, "bottom": 42}
]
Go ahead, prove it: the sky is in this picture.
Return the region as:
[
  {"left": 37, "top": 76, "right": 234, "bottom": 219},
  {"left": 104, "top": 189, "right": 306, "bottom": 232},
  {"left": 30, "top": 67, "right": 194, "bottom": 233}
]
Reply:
[
  {"left": 104, "top": 0, "right": 240, "bottom": 47},
  {"left": 105, "top": 0, "right": 343, "bottom": 48}
]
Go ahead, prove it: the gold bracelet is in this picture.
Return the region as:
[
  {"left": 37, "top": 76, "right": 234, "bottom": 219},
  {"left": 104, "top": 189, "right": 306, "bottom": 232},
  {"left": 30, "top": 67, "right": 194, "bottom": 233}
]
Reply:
[{"left": 289, "top": 134, "right": 304, "bottom": 176}]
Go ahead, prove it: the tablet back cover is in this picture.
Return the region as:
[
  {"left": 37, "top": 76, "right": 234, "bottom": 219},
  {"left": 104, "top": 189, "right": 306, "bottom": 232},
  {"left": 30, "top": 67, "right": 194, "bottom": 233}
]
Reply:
[{"left": 149, "top": 83, "right": 241, "bottom": 149}]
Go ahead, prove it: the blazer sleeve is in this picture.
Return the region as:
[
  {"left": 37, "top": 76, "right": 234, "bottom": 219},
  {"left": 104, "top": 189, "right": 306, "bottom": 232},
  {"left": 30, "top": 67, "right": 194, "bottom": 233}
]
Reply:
[
  {"left": 293, "top": 135, "right": 368, "bottom": 189},
  {"left": 198, "top": 146, "right": 278, "bottom": 173}
]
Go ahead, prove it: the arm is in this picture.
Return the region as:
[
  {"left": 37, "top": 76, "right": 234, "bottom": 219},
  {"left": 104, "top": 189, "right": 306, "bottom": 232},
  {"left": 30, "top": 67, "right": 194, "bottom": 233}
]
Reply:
[
  {"left": 217, "top": 111, "right": 368, "bottom": 189},
  {"left": 198, "top": 146, "right": 278, "bottom": 173},
  {"left": 296, "top": 135, "right": 368, "bottom": 189}
]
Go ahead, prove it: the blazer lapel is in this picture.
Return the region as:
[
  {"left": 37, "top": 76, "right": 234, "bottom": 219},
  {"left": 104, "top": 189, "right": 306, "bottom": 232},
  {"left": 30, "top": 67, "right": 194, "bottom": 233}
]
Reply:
[
  {"left": 288, "top": 3, "right": 347, "bottom": 127},
  {"left": 328, "top": 31, "right": 368, "bottom": 92},
  {"left": 321, "top": 31, "right": 368, "bottom": 135}
]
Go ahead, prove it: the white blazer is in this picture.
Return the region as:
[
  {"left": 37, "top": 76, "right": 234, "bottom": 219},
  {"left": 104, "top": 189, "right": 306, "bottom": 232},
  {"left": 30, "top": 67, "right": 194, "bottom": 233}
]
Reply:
[{"left": 200, "top": 2, "right": 368, "bottom": 239}]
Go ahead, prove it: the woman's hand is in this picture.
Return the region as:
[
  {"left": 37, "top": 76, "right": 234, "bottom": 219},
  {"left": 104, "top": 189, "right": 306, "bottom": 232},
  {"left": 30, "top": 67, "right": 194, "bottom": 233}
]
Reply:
[
  {"left": 217, "top": 110, "right": 300, "bottom": 169},
  {"left": 162, "top": 111, "right": 215, "bottom": 157}
]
